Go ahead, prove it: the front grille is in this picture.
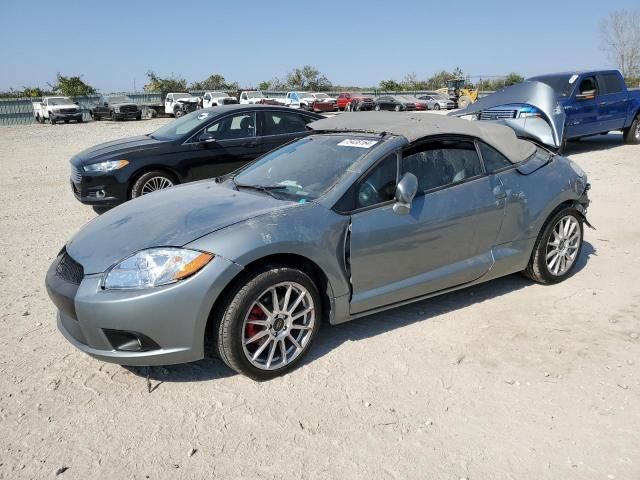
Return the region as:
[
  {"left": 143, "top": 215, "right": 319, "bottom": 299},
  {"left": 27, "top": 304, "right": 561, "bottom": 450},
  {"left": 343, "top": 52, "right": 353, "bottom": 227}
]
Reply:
[
  {"left": 479, "top": 109, "right": 517, "bottom": 120},
  {"left": 60, "top": 108, "right": 78, "bottom": 114},
  {"left": 119, "top": 105, "right": 138, "bottom": 113},
  {"left": 70, "top": 164, "right": 82, "bottom": 183},
  {"left": 55, "top": 251, "right": 84, "bottom": 285}
]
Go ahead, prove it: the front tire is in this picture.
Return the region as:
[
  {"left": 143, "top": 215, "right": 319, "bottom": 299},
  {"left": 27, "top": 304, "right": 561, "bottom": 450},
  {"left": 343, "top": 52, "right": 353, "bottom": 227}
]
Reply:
[
  {"left": 394, "top": 105, "right": 401, "bottom": 112},
  {"left": 433, "top": 103, "right": 440, "bottom": 111},
  {"left": 130, "top": 170, "right": 176, "bottom": 198},
  {"left": 216, "top": 266, "right": 321, "bottom": 380},
  {"left": 374, "top": 104, "right": 381, "bottom": 111},
  {"left": 623, "top": 114, "right": 640, "bottom": 145},
  {"left": 523, "top": 207, "right": 584, "bottom": 284},
  {"left": 174, "top": 109, "right": 184, "bottom": 118}
]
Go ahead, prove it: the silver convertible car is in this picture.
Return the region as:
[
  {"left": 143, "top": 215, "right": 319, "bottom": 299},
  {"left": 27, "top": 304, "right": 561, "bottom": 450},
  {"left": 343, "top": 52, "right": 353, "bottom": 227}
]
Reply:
[{"left": 46, "top": 112, "right": 591, "bottom": 380}]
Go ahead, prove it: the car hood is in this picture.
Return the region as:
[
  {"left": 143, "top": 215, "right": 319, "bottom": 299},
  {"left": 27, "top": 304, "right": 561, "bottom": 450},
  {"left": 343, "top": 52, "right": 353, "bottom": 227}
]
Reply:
[
  {"left": 72, "top": 135, "right": 167, "bottom": 164},
  {"left": 51, "top": 104, "right": 78, "bottom": 109},
  {"left": 66, "top": 181, "right": 297, "bottom": 274},
  {"left": 176, "top": 98, "right": 200, "bottom": 103},
  {"left": 450, "top": 80, "right": 566, "bottom": 148}
]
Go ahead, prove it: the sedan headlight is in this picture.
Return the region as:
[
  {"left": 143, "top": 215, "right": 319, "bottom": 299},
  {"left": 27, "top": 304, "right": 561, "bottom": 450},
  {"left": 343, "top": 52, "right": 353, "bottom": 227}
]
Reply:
[
  {"left": 104, "top": 248, "right": 214, "bottom": 290},
  {"left": 83, "top": 160, "right": 129, "bottom": 172}
]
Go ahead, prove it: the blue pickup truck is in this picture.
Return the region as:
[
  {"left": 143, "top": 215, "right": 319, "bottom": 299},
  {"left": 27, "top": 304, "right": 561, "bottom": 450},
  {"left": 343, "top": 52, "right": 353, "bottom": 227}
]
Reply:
[{"left": 453, "top": 70, "right": 640, "bottom": 151}]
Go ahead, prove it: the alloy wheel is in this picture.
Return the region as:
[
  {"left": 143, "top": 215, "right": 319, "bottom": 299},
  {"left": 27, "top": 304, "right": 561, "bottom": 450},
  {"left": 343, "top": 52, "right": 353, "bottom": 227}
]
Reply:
[
  {"left": 241, "top": 282, "right": 315, "bottom": 370},
  {"left": 546, "top": 215, "right": 581, "bottom": 276},
  {"left": 140, "top": 176, "right": 174, "bottom": 195}
]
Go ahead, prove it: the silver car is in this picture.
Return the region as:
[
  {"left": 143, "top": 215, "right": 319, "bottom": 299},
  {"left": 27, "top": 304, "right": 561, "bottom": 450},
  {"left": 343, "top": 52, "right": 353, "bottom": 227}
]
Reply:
[
  {"left": 418, "top": 93, "right": 455, "bottom": 110},
  {"left": 46, "top": 112, "right": 591, "bottom": 380}
]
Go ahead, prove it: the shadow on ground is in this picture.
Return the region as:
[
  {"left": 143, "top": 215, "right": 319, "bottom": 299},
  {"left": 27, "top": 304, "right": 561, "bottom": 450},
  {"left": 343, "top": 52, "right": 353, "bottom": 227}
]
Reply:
[
  {"left": 126, "top": 241, "right": 596, "bottom": 384},
  {"left": 564, "top": 132, "right": 625, "bottom": 155}
]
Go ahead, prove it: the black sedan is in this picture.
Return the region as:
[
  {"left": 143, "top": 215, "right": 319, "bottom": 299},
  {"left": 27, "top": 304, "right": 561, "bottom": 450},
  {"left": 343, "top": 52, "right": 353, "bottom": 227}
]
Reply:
[
  {"left": 70, "top": 105, "right": 323, "bottom": 208},
  {"left": 374, "top": 95, "right": 416, "bottom": 112}
]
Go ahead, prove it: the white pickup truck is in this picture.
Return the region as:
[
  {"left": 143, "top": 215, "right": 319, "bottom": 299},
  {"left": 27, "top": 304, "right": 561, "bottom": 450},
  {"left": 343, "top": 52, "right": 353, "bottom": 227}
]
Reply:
[
  {"left": 164, "top": 93, "right": 201, "bottom": 117},
  {"left": 202, "top": 91, "right": 238, "bottom": 108},
  {"left": 33, "top": 96, "right": 83, "bottom": 124},
  {"left": 238, "top": 91, "right": 280, "bottom": 105}
]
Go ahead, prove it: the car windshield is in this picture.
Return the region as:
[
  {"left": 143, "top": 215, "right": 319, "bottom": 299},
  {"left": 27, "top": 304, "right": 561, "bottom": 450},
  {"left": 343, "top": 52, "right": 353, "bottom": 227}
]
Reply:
[
  {"left": 209, "top": 91, "right": 227, "bottom": 97},
  {"left": 233, "top": 134, "right": 381, "bottom": 200},
  {"left": 296, "top": 92, "right": 310, "bottom": 97},
  {"left": 527, "top": 74, "right": 577, "bottom": 97},
  {"left": 173, "top": 93, "right": 191, "bottom": 100},
  {"left": 108, "top": 96, "right": 133, "bottom": 103},
  {"left": 247, "top": 91, "right": 265, "bottom": 98},
  {"left": 49, "top": 97, "right": 73, "bottom": 105},
  {"left": 435, "top": 94, "right": 449, "bottom": 100},
  {"left": 314, "top": 93, "right": 330, "bottom": 99},
  {"left": 150, "top": 110, "right": 213, "bottom": 141}
]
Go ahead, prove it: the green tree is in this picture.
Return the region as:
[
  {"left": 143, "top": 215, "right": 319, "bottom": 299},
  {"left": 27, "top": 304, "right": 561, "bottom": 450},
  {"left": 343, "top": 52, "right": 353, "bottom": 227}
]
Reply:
[
  {"left": 424, "top": 70, "right": 454, "bottom": 90},
  {"left": 48, "top": 74, "right": 96, "bottom": 96},
  {"left": 144, "top": 70, "right": 188, "bottom": 96},
  {"left": 379, "top": 79, "right": 402, "bottom": 91},
  {"left": 258, "top": 80, "right": 271, "bottom": 91},
  {"left": 504, "top": 72, "right": 524, "bottom": 86},
  {"left": 286, "top": 65, "right": 332, "bottom": 91},
  {"left": 190, "top": 73, "right": 238, "bottom": 91}
]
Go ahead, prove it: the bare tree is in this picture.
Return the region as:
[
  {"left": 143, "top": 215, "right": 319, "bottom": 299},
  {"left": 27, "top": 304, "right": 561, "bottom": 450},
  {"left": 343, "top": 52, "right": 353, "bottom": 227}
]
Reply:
[{"left": 600, "top": 9, "right": 640, "bottom": 81}]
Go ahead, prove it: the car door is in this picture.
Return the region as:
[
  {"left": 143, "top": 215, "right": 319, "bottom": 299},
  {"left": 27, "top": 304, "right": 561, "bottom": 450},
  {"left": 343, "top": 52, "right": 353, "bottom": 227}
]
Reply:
[
  {"left": 565, "top": 75, "right": 600, "bottom": 138},
  {"left": 258, "top": 110, "right": 315, "bottom": 154},
  {"left": 179, "top": 111, "right": 260, "bottom": 180},
  {"left": 348, "top": 137, "right": 506, "bottom": 314},
  {"left": 596, "top": 73, "right": 628, "bottom": 132}
]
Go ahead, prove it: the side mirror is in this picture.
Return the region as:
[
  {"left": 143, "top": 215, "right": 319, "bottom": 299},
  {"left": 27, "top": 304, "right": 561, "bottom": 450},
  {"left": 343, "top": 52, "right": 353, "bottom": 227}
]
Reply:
[
  {"left": 393, "top": 172, "right": 418, "bottom": 215},
  {"left": 576, "top": 90, "right": 596, "bottom": 100},
  {"left": 103, "top": 102, "right": 108, "bottom": 107},
  {"left": 199, "top": 132, "right": 216, "bottom": 143}
]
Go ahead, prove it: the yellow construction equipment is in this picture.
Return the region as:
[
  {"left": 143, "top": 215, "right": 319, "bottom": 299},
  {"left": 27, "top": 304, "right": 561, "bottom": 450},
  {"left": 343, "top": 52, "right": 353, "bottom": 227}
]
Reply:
[{"left": 446, "top": 78, "right": 479, "bottom": 109}]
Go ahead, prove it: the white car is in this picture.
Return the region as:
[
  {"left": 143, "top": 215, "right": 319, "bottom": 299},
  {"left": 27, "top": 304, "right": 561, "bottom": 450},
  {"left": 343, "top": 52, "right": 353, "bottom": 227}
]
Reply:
[
  {"left": 202, "top": 91, "right": 238, "bottom": 108},
  {"left": 238, "top": 91, "right": 279, "bottom": 105},
  {"left": 284, "top": 92, "right": 337, "bottom": 112},
  {"left": 164, "top": 93, "right": 201, "bottom": 117},
  {"left": 33, "top": 96, "right": 83, "bottom": 124}
]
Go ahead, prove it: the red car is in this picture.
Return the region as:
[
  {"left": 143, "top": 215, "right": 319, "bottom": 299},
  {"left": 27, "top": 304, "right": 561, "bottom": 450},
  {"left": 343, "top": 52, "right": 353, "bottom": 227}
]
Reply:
[{"left": 336, "top": 92, "right": 375, "bottom": 111}]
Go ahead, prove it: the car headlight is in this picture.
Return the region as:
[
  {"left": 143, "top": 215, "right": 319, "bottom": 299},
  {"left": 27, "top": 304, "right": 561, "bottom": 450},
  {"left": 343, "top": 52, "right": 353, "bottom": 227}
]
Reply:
[
  {"left": 83, "top": 160, "right": 129, "bottom": 172},
  {"left": 104, "top": 248, "right": 214, "bottom": 290},
  {"left": 518, "top": 105, "right": 542, "bottom": 118}
]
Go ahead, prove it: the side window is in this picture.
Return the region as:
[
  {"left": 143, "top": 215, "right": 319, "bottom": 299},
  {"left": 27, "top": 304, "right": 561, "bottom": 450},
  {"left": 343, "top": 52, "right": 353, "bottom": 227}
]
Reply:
[
  {"left": 578, "top": 76, "right": 598, "bottom": 96},
  {"left": 478, "top": 142, "right": 511, "bottom": 172},
  {"left": 601, "top": 74, "right": 623, "bottom": 94},
  {"left": 241, "top": 93, "right": 247, "bottom": 100},
  {"left": 203, "top": 112, "right": 255, "bottom": 139},
  {"left": 355, "top": 154, "right": 398, "bottom": 209},
  {"left": 261, "top": 111, "right": 309, "bottom": 136},
  {"left": 402, "top": 139, "right": 483, "bottom": 193}
]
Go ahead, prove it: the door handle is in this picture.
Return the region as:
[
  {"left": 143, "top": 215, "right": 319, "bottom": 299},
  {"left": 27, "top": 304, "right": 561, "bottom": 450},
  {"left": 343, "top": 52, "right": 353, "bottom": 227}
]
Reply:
[
  {"left": 599, "top": 101, "right": 606, "bottom": 106},
  {"left": 492, "top": 185, "right": 507, "bottom": 199}
]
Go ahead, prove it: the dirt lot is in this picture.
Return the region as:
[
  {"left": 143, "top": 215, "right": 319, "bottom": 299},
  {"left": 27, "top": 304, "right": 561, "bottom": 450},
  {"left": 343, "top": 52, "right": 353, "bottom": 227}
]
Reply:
[{"left": 0, "top": 118, "right": 638, "bottom": 479}]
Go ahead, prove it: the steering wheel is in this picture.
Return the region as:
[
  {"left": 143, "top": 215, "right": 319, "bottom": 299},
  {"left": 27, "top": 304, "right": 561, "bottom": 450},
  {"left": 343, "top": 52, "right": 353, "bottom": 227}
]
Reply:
[{"left": 357, "top": 180, "right": 381, "bottom": 208}]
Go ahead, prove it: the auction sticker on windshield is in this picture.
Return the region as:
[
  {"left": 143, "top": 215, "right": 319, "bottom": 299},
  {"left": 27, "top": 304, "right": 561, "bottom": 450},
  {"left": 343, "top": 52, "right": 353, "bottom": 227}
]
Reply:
[{"left": 337, "top": 139, "right": 378, "bottom": 149}]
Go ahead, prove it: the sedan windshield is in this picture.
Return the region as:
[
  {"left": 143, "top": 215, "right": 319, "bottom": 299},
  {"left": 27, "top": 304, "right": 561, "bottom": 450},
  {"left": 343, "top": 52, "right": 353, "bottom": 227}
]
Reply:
[
  {"left": 527, "top": 74, "right": 576, "bottom": 97},
  {"left": 233, "top": 134, "right": 381, "bottom": 200},
  {"left": 150, "top": 110, "right": 212, "bottom": 141}
]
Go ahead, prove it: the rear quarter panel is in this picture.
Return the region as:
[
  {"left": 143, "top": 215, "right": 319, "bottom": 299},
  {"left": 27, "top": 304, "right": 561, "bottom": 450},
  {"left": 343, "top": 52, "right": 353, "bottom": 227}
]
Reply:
[{"left": 495, "top": 155, "right": 585, "bottom": 247}]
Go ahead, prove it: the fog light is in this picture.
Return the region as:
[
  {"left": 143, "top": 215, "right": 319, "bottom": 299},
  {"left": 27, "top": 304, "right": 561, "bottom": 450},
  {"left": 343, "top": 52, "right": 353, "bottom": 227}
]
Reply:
[
  {"left": 96, "top": 190, "right": 106, "bottom": 199},
  {"left": 103, "top": 329, "right": 160, "bottom": 352}
]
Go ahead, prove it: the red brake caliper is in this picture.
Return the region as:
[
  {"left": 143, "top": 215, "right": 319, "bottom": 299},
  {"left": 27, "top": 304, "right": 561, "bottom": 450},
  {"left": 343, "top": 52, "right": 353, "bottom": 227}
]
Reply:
[{"left": 245, "top": 305, "right": 267, "bottom": 348}]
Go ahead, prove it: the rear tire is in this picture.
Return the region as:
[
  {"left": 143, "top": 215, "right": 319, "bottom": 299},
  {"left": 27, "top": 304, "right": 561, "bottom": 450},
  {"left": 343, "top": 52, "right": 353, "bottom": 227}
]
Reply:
[
  {"left": 111, "top": 112, "right": 118, "bottom": 122},
  {"left": 523, "top": 207, "right": 584, "bottom": 284},
  {"left": 394, "top": 105, "right": 401, "bottom": 112},
  {"left": 49, "top": 116, "right": 56, "bottom": 125},
  {"left": 374, "top": 105, "right": 380, "bottom": 111},
  {"left": 623, "top": 114, "right": 640, "bottom": 144},
  {"left": 215, "top": 266, "right": 321, "bottom": 380}
]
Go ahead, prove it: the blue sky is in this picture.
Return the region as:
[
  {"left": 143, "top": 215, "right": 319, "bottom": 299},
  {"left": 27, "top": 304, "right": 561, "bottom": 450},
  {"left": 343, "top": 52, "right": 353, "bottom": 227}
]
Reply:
[{"left": 0, "top": 0, "right": 637, "bottom": 92}]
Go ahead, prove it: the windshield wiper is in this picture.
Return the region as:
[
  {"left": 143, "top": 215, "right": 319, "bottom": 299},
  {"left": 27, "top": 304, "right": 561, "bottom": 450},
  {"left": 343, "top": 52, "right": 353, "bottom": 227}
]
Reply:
[{"left": 235, "top": 183, "right": 288, "bottom": 198}]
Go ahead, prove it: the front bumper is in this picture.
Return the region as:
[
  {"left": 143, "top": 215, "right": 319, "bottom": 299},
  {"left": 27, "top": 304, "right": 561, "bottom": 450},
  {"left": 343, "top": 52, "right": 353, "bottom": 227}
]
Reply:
[
  {"left": 52, "top": 112, "right": 83, "bottom": 121},
  {"left": 70, "top": 173, "right": 129, "bottom": 207},
  {"left": 112, "top": 111, "right": 141, "bottom": 120},
  {"left": 46, "top": 251, "right": 243, "bottom": 366}
]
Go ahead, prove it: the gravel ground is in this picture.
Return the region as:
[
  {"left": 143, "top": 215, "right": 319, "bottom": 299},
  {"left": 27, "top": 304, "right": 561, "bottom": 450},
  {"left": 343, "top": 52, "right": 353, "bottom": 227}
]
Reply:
[{"left": 0, "top": 118, "right": 638, "bottom": 480}]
